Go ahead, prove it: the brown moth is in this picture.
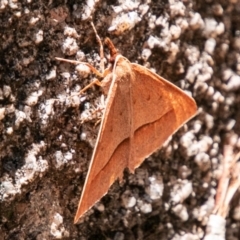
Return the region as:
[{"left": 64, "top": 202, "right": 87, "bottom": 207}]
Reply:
[{"left": 56, "top": 22, "right": 197, "bottom": 224}]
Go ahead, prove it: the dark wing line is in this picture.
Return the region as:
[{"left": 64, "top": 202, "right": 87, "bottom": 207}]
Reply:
[{"left": 91, "top": 107, "right": 175, "bottom": 177}]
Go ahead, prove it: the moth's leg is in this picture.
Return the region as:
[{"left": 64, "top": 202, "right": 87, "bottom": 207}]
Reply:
[
  {"left": 56, "top": 20, "right": 106, "bottom": 94},
  {"left": 79, "top": 78, "right": 101, "bottom": 94},
  {"left": 55, "top": 58, "right": 104, "bottom": 94},
  {"left": 80, "top": 103, "right": 104, "bottom": 125},
  {"left": 90, "top": 21, "right": 105, "bottom": 73},
  {"left": 55, "top": 58, "right": 103, "bottom": 79},
  {"left": 94, "top": 118, "right": 102, "bottom": 127}
]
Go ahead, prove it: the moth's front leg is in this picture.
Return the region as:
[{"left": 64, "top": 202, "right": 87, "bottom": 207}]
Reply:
[{"left": 79, "top": 78, "right": 102, "bottom": 95}]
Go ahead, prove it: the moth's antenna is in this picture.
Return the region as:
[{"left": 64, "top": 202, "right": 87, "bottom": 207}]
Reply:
[{"left": 90, "top": 21, "right": 105, "bottom": 73}]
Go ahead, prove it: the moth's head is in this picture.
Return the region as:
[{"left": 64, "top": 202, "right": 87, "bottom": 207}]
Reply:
[{"left": 104, "top": 38, "right": 120, "bottom": 63}]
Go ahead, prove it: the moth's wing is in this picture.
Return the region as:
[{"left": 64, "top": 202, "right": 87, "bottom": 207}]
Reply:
[
  {"left": 128, "top": 63, "right": 197, "bottom": 171},
  {"left": 74, "top": 60, "right": 133, "bottom": 223}
]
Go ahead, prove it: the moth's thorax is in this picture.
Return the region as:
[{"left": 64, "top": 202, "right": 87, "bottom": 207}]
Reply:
[
  {"left": 114, "top": 55, "right": 134, "bottom": 82},
  {"left": 101, "top": 55, "right": 134, "bottom": 95},
  {"left": 101, "top": 73, "right": 113, "bottom": 95}
]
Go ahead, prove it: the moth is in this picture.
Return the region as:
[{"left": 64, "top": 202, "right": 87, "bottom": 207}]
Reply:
[{"left": 56, "top": 22, "right": 197, "bottom": 223}]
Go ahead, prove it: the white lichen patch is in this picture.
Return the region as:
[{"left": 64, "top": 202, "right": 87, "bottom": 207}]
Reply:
[
  {"left": 46, "top": 67, "right": 57, "bottom": 81},
  {"left": 108, "top": 0, "right": 150, "bottom": 35},
  {"left": 169, "top": 0, "right": 186, "bottom": 17},
  {"left": 15, "top": 110, "right": 27, "bottom": 128},
  {"left": 34, "top": 29, "right": 43, "bottom": 44},
  {"left": 204, "top": 214, "right": 226, "bottom": 240},
  {"left": 0, "top": 0, "right": 8, "bottom": 10},
  {"left": 189, "top": 12, "right": 204, "bottom": 30},
  {"left": 180, "top": 131, "right": 198, "bottom": 157},
  {"left": 121, "top": 190, "right": 137, "bottom": 208},
  {"left": 146, "top": 175, "right": 164, "bottom": 200},
  {"left": 15, "top": 143, "right": 48, "bottom": 184},
  {"left": 80, "top": 0, "right": 100, "bottom": 21},
  {"left": 0, "top": 142, "right": 48, "bottom": 201},
  {"left": 64, "top": 26, "right": 79, "bottom": 38},
  {"left": 172, "top": 204, "right": 189, "bottom": 221},
  {"left": 50, "top": 213, "right": 68, "bottom": 239},
  {"left": 0, "top": 180, "right": 19, "bottom": 200},
  {"left": 25, "top": 90, "right": 43, "bottom": 106},
  {"left": 38, "top": 99, "right": 56, "bottom": 125},
  {"left": 137, "top": 199, "right": 152, "bottom": 214},
  {"left": 29, "top": 16, "right": 39, "bottom": 26},
  {"left": 54, "top": 150, "right": 73, "bottom": 169},
  {"left": 203, "top": 18, "right": 225, "bottom": 38},
  {"left": 108, "top": 12, "right": 141, "bottom": 35},
  {"left": 170, "top": 180, "right": 193, "bottom": 204},
  {"left": 61, "top": 37, "right": 79, "bottom": 56}
]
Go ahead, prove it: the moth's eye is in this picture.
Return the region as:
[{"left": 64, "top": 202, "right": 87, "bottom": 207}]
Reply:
[{"left": 109, "top": 56, "right": 115, "bottom": 64}]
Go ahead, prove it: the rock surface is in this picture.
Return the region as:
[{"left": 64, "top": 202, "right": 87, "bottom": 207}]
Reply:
[{"left": 0, "top": 0, "right": 240, "bottom": 239}]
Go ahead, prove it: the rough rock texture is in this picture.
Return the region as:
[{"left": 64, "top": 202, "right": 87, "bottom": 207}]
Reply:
[{"left": 0, "top": 0, "right": 240, "bottom": 239}]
